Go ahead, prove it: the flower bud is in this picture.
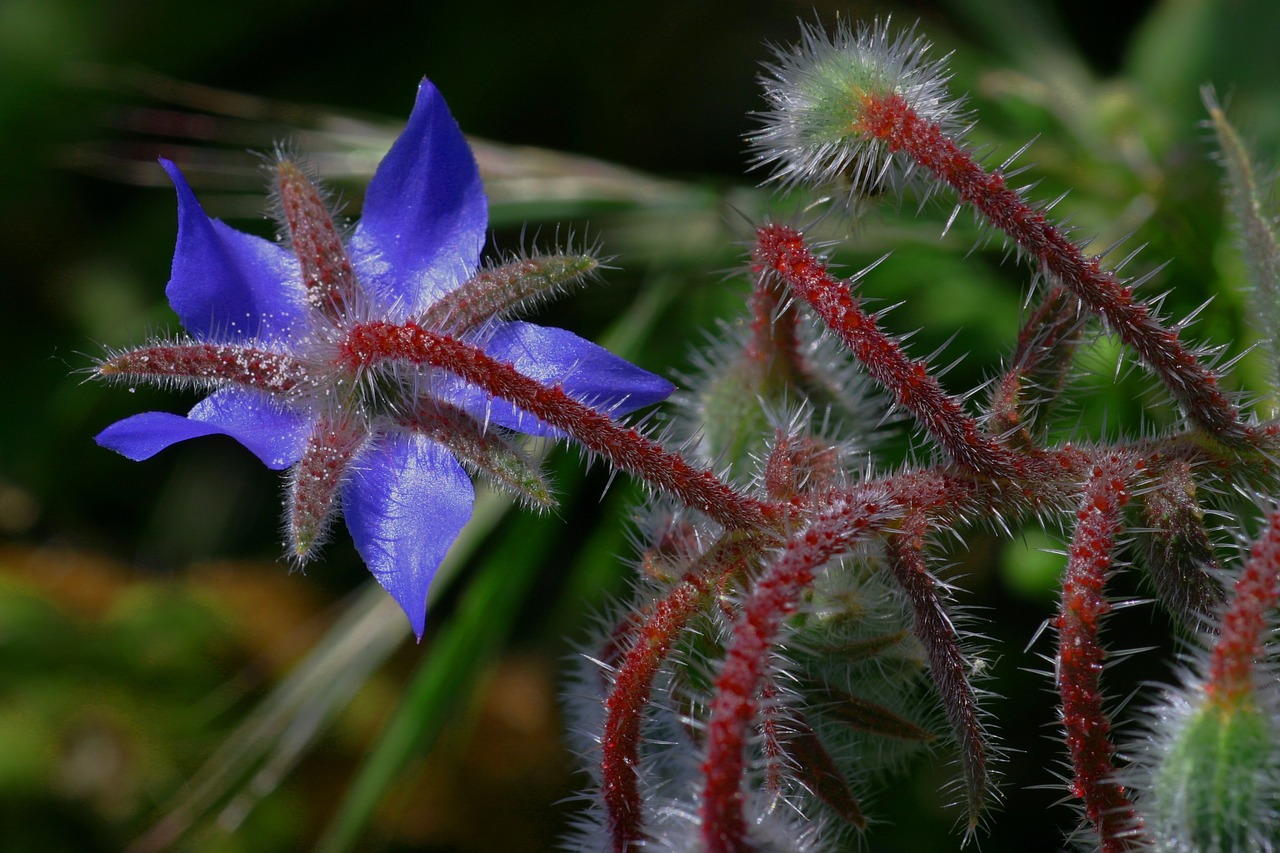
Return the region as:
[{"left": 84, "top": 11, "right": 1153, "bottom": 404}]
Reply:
[
  {"left": 1146, "top": 691, "right": 1280, "bottom": 851},
  {"left": 749, "top": 18, "right": 961, "bottom": 203}
]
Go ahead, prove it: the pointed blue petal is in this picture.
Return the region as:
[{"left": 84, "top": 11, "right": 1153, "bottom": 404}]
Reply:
[
  {"left": 95, "top": 389, "right": 311, "bottom": 470},
  {"left": 349, "top": 79, "right": 486, "bottom": 318},
  {"left": 342, "top": 434, "right": 474, "bottom": 638},
  {"left": 437, "top": 321, "right": 674, "bottom": 435},
  {"left": 161, "top": 160, "right": 307, "bottom": 343}
]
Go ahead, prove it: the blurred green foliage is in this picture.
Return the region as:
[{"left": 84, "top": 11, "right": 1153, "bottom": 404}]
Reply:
[{"left": 4, "top": 0, "right": 1280, "bottom": 849}]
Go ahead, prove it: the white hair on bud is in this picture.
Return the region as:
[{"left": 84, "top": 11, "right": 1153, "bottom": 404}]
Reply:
[{"left": 749, "top": 17, "right": 964, "bottom": 206}]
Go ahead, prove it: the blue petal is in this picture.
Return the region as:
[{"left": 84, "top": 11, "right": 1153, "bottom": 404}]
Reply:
[
  {"left": 161, "top": 160, "right": 307, "bottom": 343},
  {"left": 349, "top": 79, "right": 487, "bottom": 318},
  {"left": 342, "top": 434, "right": 474, "bottom": 638},
  {"left": 437, "top": 321, "right": 674, "bottom": 435},
  {"left": 95, "top": 389, "right": 311, "bottom": 470}
]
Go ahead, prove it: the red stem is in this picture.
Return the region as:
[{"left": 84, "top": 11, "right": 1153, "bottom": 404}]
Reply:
[
  {"left": 884, "top": 515, "right": 990, "bottom": 831},
  {"left": 699, "top": 489, "right": 893, "bottom": 852},
  {"left": 858, "top": 91, "right": 1249, "bottom": 445},
  {"left": 754, "top": 224, "right": 1027, "bottom": 479},
  {"left": 1056, "top": 454, "right": 1148, "bottom": 851},
  {"left": 600, "top": 532, "right": 766, "bottom": 852},
  {"left": 338, "top": 322, "right": 775, "bottom": 530}
]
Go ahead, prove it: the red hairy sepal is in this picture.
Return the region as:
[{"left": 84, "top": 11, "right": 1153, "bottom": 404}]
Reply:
[
  {"left": 288, "top": 416, "right": 367, "bottom": 562},
  {"left": 1207, "top": 508, "right": 1280, "bottom": 704},
  {"left": 273, "top": 156, "right": 357, "bottom": 319}
]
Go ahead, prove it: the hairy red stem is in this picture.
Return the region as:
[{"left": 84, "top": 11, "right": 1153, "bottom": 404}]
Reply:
[
  {"left": 601, "top": 533, "right": 766, "bottom": 852},
  {"left": 1056, "top": 454, "right": 1148, "bottom": 851},
  {"left": 858, "top": 92, "right": 1249, "bottom": 445},
  {"left": 885, "top": 516, "right": 990, "bottom": 831},
  {"left": 338, "top": 321, "right": 775, "bottom": 530},
  {"left": 754, "top": 223, "right": 1027, "bottom": 478},
  {"left": 700, "top": 489, "right": 893, "bottom": 852}
]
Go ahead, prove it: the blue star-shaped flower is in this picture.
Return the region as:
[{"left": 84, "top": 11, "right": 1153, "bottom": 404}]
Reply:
[{"left": 95, "top": 80, "right": 672, "bottom": 637}]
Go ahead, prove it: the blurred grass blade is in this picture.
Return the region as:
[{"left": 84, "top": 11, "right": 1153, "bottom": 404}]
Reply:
[
  {"left": 129, "top": 582, "right": 406, "bottom": 853},
  {"left": 130, "top": 490, "right": 514, "bottom": 853},
  {"left": 1204, "top": 88, "right": 1280, "bottom": 408},
  {"left": 62, "top": 64, "right": 703, "bottom": 226}
]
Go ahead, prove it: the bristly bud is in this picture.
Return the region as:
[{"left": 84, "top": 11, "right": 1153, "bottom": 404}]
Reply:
[
  {"left": 685, "top": 273, "right": 808, "bottom": 478},
  {"left": 1135, "top": 508, "right": 1280, "bottom": 850},
  {"left": 1146, "top": 697, "right": 1279, "bottom": 852},
  {"left": 749, "top": 18, "right": 961, "bottom": 204},
  {"left": 1131, "top": 459, "right": 1225, "bottom": 630}
]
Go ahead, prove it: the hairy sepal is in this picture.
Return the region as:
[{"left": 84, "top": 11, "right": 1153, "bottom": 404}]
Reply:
[
  {"left": 423, "top": 252, "right": 600, "bottom": 332},
  {"left": 399, "top": 398, "right": 554, "bottom": 509},
  {"left": 288, "top": 415, "right": 367, "bottom": 562},
  {"left": 1145, "top": 692, "right": 1280, "bottom": 852},
  {"left": 1131, "top": 459, "right": 1225, "bottom": 630}
]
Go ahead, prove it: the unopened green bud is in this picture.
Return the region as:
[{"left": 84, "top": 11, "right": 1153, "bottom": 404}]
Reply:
[{"left": 1149, "top": 695, "right": 1280, "bottom": 851}]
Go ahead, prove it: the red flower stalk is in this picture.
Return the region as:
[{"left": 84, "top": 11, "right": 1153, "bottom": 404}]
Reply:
[
  {"left": 884, "top": 515, "right": 991, "bottom": 832},
  {"left": 699, "top": 488, "right": 895, "bottom": 853},
  {"left": 855, "top": 92, "right": 1249, "bottom": 446},
  {"left": 1056, "top": 454, "right": 1148, "bottom": 851},
  {"left": 338, "top": 320, "right": 776, "bottom": 530},
  {"left": 753, "top": 223, "right": 1027, "bottom": 479},
  {"left": 1207, "top": 507, "right": 1280, "bottom": 705},
  {"left": 600, "top": 531, "right": 768, "bottom": 852}
]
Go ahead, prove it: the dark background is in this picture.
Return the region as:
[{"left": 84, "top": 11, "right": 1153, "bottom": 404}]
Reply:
[{"left": 3, "top": 0, "right": 1279, "bottom": 850}]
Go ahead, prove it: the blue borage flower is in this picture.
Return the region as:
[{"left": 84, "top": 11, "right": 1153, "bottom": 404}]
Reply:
[{"left": 95, "top": 80, "right": 673, "bottom": 637}]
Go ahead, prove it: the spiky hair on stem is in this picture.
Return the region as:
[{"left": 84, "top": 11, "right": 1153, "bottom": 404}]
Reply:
[{"left": 748, "top": 17, "right": 964, "bottom": 205}]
